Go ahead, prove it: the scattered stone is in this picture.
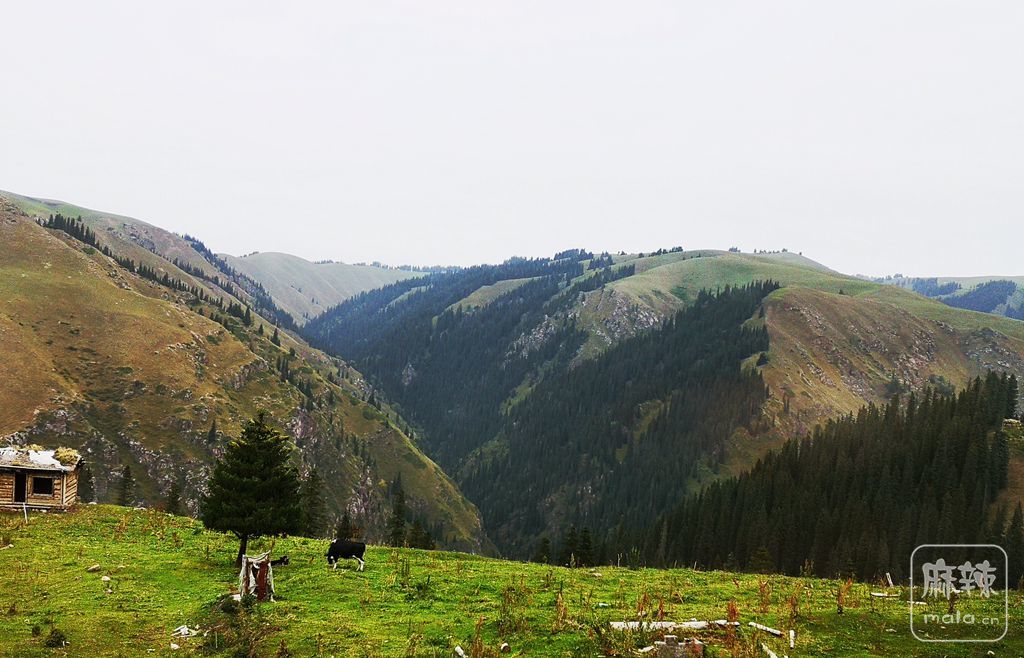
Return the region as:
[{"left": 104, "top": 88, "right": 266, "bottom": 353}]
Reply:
[
  {"left": 610, "top": 620, "right": 737, "bottom": 632},
  {"left": 650, "top": 635, "right": 705, "bottom": 657},
  {"left": 86, "top": 564, "right": 101, "bottom": 572},
  {"left": 500, "top": 642, "right": 510, "bottom": 653},
  {"left": 170, "top": 643, "right": 180, "bottom": 650},
  {"left": 101, "top": 576, "right": 111, "bottom": 582},
  {"left": 454, "top": 646, "right": 466, "bottom": 657}
]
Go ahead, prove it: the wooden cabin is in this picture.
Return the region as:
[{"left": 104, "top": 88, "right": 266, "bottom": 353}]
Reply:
[{"left": 0, "top": 446, "right": 83, "bottom": 511}]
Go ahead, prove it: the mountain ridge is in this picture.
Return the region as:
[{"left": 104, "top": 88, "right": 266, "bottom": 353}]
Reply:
[{"left": 0, "top": 191, "right": 490, "bottom": 553}]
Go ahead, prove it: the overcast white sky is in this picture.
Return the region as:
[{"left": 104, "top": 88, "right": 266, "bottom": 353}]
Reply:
[{"left": 1, "top": 2, "right": 1021, "bottom": 276}]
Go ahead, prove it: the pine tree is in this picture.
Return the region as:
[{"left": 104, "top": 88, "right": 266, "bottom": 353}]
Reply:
[
  {"left": 388, "top": 480, "right": 407, "bottom": 547},
  {"left": 578, "top": 527, "right": 593, "bottom": 567},
  {"left": 300, "top": 468, "right": 328, "bottom": 538},
  {"left": 165, "top": 477, "right": 183, "bottom": 516},
  {"left": 77, "top": 466, "right": 95, "bottom": 503},
  {"left": 407, "top": 519, "right": 435, "bottom": 549},
  {"left": 1008, "top": 375, "right": 1020, "bottom": 419},
  {"left": 206, "top": 419, "right": 218, "bottom": 444},
  {"left": 116, "top": 465, "right": 135, "bottom": 507},
  {"left": 271, "top": 327, "right": 281, "bottom": 346},
  {"left": 531, "top": 537, "right": 552, "bottom": 564},
  {"left": 201, "top": 412, "right": 303, "bottom": 566},
  {"left": 557, "top": 526, "right": 579, "bottom": 567},
  {"left": 1006, "top": 503, "right": 1024, "bottom": 589},
  {"left": 336, "top": 511, "right": 354, "bottom": 541}
]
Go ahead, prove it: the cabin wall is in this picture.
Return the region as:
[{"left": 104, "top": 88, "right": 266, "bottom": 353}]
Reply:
[
  {"left": 0, "top": 472, "right": 12, "bottom": 503},
  {"left": 62, "top": 470, "right": 79, "bottom": 506},
  {"left": 0, "top": 470, "right": 74, "bottom": 510},
  {"left": 26, "top": 472, "right": 63, "bottom": 508}
]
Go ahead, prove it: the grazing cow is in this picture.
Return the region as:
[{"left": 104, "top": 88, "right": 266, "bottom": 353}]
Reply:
[
  {"left": 326, "top": 539, "right": 366, "bottom": 571},
  {"left": 270, "top": 555, "right": 290, "bottom": 567}
]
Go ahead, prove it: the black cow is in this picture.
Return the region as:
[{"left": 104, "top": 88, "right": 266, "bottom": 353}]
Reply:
[{"left": 326, "top": 539, "right": 366, "bottom": 571}]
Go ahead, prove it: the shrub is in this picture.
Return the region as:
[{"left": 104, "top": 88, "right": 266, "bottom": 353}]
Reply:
[{"left": 44, "top": 629, "right": 67, "bottom": 648}]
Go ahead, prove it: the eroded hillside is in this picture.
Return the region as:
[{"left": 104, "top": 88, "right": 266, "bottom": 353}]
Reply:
[{"left": 0, "top": 195, "right": 489, "bottom": 552}]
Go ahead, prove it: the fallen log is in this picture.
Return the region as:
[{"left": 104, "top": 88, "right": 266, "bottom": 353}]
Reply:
[{"left": 748, "top": 621, "right": 783, "bottom": 636}]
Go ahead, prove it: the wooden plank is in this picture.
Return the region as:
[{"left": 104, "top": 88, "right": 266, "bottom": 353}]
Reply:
[{"left": 64, "top": 471, "right": 79, "bottom": 506}]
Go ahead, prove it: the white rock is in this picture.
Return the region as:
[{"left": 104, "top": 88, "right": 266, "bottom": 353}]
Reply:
[
  {"left": 101, "top": 576, "right": 111, "bottom": 582},
  {"left": 170, "top": 643, "right": 180, "bottom": 650}
]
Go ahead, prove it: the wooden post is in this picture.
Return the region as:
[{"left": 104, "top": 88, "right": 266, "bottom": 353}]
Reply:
[{"left": 255, "top": 562, "right": 269, "bottom": 602}]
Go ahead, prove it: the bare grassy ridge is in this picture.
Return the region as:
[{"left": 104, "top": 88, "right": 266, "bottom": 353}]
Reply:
[
  {"left": 1, "top": 506, "right": 1019, "bottom": 657},
  {"left": 221, "top": 252, "right": 424, "bottom": 324}
]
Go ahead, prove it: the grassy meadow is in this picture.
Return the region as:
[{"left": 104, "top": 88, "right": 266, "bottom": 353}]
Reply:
[{"left": 1, "top": 506, "right": 1020, "bottom": 657}]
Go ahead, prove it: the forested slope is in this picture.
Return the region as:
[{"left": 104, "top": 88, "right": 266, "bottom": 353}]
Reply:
[{"left": 0, "top": 193, "right": 489, "bottom": 552}]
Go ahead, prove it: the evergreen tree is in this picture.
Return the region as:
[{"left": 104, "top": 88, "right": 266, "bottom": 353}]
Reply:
[
  {"left": 531, "top": 537, "right": 552, "bottom": 564},
  {"left": 300, "top": 468, "right": 328, "bottom": 538},
  {"left": 201, "top": 412, "right": 303, "bottom": 566},
  {"left": 388, "top": 480, "right": 407, "bottom": 547},
  {"left": 116, "top": 465, "right": 135, "bottom": 507},
  {"left": 578, "top": 527, "right": 593, "bottom": 567},
  {"left": 271, "top": 327, "right": 281, "bottom": 346},
  {"left": 336, "top": 511, "right": 354, "bottom": 541},
  {"left": 207, "top": 419, "right": 218, "bottom": 444},
  {"left": 77, "top": 466, "right": 95, "bottom": 503},
  {"left": 557, "top": 526, "right": 579, "bottom": 566},
  {"left": 1007, "top": 504, "right": 1024, "bottom": 589},
  {"left": 407, "top": 519, "right": 435, "bottom": 549},
  {"left": 165, "top": 477, "right": 183, "bottom": 516},
  {"left": 623, "top": 375, "right": 1018, "bottom": 580}
]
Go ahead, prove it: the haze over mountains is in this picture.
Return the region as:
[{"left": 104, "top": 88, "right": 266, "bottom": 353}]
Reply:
[
  {"left": 220, "top": 252, "right": 422, "bottom": 324},
  {"left": 2, "top": 188, "right": 1023, "bottom": 563}
]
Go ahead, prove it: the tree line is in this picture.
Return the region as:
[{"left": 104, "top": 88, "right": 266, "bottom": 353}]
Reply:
[{"left": 618, "top": 373, "right": 1020, "bottom": 585}]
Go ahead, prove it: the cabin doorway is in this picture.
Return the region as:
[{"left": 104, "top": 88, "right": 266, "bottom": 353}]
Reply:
[{"left": 14, "top": 473, "right": 26, "bottom": 503}]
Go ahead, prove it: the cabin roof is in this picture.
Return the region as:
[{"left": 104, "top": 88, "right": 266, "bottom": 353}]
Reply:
[{"left": 0, "top": 446, "right": 82, "bottom": 473}]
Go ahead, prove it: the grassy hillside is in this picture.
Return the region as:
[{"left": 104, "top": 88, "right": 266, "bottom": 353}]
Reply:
[
  {"left": 0, "top": 195, "right": 488, "bottom": 553},
  {"left": 875, "top": 274, "right": 1024, "bottom": 320},
  {"left": 2, "top": 190, "right": 234, "bottom": 308},
  {"left": 3, "top": 505, "right": 1019, "bottom": 657},
  {"left": 591, "top": 251, "right": 1024, "bottom": 427},
  {"left": 305, "top": 247, "right": 1024, "bottom": 557},
  {"left": 221, "top": 252, "right": 423, "bottom": 324}
]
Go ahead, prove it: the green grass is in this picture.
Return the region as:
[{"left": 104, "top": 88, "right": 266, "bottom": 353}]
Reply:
[
  {"left": 1, "top": 506, "right": 1020, "bottom": 657},
  {"left": 448, "top": 278, "right": 537, "bottom": 312}
]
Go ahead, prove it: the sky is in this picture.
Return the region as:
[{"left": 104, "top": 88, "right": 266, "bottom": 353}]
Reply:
[{"left": 1, "top": 1, "right": 1021, "bottom": 277}]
